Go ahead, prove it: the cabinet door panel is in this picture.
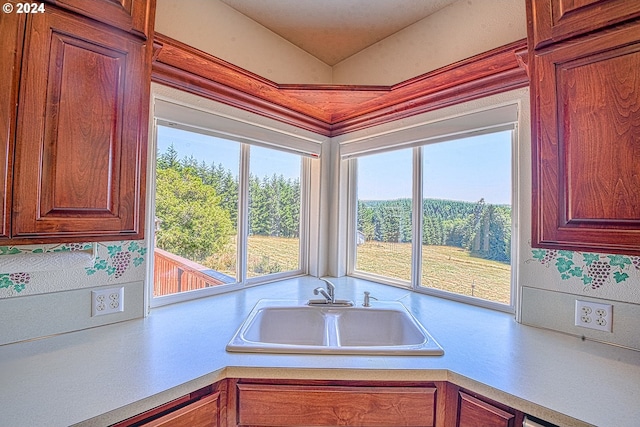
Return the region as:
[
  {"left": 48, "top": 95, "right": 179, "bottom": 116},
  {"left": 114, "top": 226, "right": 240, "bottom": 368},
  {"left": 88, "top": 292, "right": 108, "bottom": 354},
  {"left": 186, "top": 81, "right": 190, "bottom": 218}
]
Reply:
[
  {"left": 457, "top": 392, "right": 514, "bottom": 427},
  {"left": 13, "top": 8, "right": 147, "bottom": 242},
  {"left": 559, "top": 48, "right": 640, "bottom": 224},
  {"left": 42, "top": 31, "right": 125, "bottom": 218},
  {"left": 528, "top": 0, "right": 640, "bottom": 49},
  {"left": 531, "top": 22, "right": 640, "bottom": 254},
  {"left": 236, "top": 383, "right": 436, "bottom": 427},
  {"left": 44, "top": 0, "right": 154, "bottom": 38}
]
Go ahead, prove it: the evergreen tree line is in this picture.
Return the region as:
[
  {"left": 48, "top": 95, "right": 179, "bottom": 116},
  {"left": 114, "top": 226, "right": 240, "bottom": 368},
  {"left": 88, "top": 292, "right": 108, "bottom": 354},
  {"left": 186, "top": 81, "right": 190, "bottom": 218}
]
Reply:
[
  {"left": 156, "top": 145, "right": 510, "bottom": 265},
  {"left": 155, "top": 145, "right": 300, "bottom": 262},
  {"left": 358, "top": 198, "right": 511, "bottom": 263}
]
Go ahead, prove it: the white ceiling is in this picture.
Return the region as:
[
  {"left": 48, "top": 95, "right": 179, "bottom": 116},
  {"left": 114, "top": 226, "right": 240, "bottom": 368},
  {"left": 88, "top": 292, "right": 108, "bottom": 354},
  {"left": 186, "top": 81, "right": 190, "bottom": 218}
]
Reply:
[{"left": 219, "top": 0, "right": 459, "bottom": 66}]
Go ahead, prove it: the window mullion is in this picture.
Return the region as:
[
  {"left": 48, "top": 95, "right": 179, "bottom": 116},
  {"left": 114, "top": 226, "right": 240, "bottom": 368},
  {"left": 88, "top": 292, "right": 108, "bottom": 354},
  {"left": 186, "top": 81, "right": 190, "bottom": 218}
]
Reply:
[
  {"left": 237, "top": 144, "right": 250, "bottom": 284},
  {"left": 299, "top": 157, "right": 310, "bottom": 273},
  {"left": 411, "top": 147, "right": 423, "bottom": 290},
  {"left": 346, "top": 158, "right": 357, "bottom": 275}
]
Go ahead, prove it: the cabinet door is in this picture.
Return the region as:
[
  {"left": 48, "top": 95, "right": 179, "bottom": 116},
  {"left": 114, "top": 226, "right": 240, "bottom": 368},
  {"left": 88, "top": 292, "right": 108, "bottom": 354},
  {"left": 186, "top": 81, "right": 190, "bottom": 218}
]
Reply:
[
  {"left": 12, "top": 8, "right": 148, "bottom": 243},
  {"left": 235, "top": 382, "right": 436, "bottom": 427},
  {"left": 457, "top": 392, "right": 515, "bottom": 427},
  {"left": 43, "top": 0, "right": 155, "bottom": 38},
  {"left": 141, "top": 393, "right": 220, "bottom": 427},
  {"left": 531, "top": 22, "right": 640, "bottom": 255},
  {"left": 527, "top": 0, "right": 640, "bottom": 49},
  {"left": 0, "top": 6, "right": 25, "bottom": 241}
]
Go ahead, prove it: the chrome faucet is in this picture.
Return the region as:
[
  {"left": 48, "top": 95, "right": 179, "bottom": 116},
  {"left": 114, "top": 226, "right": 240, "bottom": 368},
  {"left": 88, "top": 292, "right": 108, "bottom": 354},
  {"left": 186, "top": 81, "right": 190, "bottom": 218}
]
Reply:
[
  {"left": 314, "top": 278, "right": 336, "bottom": 304},
  {"left": 308, "top": 278, "right": 353, "bottom": 306}
]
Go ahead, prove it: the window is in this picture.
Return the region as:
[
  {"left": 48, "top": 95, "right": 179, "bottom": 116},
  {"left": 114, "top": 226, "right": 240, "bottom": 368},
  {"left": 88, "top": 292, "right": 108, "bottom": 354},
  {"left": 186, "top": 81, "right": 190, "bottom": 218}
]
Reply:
[
  {"left": 355, "top": 148, "right": 413, "bottom": 284},
  {"left": 420, "top": 132, "right": 512, "bottom": 305},
  {"left": 248, "top": 147, "right": 303, "bottom": 278},
  {"left": 152, "top": 125, "right": 306, "bottom": 303},
  {"left": 149, "top": 91, "right": 320, "bottom": 306},
  {"left": 347, "top": 104, "right": 518, "bottom": 311}
]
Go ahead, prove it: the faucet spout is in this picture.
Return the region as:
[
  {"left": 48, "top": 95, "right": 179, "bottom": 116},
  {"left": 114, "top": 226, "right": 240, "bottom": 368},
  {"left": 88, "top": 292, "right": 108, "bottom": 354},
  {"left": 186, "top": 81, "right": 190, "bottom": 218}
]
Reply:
[{"left": 313, "top": 287, "right": 332, "bottom": 303}]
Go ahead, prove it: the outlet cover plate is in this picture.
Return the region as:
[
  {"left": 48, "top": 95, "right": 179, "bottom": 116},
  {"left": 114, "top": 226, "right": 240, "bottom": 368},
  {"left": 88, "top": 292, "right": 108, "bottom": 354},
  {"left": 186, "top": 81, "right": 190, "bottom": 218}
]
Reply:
[
  {"left": 92, "top": 287, "right": 124, "bottom": 317},
  {"left": 575, "top": 300, "right": 612, "bottom": 332}
]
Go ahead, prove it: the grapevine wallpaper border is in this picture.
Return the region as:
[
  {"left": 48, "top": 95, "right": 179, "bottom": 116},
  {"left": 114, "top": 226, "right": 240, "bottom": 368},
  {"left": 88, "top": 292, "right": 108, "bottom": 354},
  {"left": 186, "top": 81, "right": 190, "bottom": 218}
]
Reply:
[
  {"left": 0, "top": 241, "right": 146, "bottom": 294},
  {"left": 529, "top": 249, "right": 640, "bottom": 290},
  {"left": 85, "top": 242, "right": 146, "bottom": 278}
]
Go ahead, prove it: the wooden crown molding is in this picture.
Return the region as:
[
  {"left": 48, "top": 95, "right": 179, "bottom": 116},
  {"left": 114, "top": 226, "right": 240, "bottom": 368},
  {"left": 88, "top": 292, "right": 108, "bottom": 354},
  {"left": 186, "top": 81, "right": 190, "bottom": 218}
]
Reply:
[{"left": 152, "top": 34, "right": 529, "bottom": 137}]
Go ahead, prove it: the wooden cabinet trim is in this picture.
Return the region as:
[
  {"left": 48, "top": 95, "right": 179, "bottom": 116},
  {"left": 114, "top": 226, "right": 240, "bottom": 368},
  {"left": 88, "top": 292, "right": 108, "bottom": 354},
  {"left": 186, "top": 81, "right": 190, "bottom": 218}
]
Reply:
[{"left": 152, "top": 34, "right": 528, "bottom": 137}]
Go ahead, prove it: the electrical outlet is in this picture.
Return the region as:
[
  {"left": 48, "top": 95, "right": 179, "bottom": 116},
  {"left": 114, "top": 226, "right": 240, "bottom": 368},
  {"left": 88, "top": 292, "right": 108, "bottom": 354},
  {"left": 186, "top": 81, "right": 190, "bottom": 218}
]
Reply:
[
  {"left": 92, "top": 287, "right": 124, "bottom": 317},
  {"left": 575, "top": 300, "right": 612, "bottom": 332}
]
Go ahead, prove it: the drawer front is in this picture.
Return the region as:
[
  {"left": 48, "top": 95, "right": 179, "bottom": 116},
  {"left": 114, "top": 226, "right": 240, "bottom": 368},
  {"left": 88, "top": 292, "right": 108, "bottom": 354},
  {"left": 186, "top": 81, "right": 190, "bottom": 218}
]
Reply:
[
  {"left": 236, "top": 383, "right": 436, "bottom": 426},
  {"left": 142, "top": 393, "right": 219, "bottom": 427},
  {"left": 457, "top": 392, "right": 514, "bottom": 427}
]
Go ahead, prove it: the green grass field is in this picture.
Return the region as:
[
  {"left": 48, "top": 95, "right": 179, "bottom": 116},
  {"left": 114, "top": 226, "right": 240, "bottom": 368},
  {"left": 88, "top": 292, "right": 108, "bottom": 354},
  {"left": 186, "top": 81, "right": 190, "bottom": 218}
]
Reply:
[
  {"left": 237, "top": 236, "right": 511, "bottom": 304},
  {"left": 205, "top": 235, "right": 302, "bottom": 278},
  {"left": 356, "top": 241, "right": 511, "bottom": 304}
]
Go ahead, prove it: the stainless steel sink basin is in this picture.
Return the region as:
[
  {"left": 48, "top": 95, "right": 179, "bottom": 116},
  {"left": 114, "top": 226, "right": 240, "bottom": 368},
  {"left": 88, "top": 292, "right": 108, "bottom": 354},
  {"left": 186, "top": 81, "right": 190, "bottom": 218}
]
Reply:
[{"left": 226, "top": 299, "right": 444, "bottom": 355}]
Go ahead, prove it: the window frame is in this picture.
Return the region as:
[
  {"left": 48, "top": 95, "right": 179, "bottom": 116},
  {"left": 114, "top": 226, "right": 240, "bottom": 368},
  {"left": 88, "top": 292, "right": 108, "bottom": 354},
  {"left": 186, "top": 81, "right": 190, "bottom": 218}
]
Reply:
[
  {"left": 345, "top": 108, "right": 520, "bottom": 313},
  {"left": 146, "top": 88, "right": 320, "bottom": 308}
]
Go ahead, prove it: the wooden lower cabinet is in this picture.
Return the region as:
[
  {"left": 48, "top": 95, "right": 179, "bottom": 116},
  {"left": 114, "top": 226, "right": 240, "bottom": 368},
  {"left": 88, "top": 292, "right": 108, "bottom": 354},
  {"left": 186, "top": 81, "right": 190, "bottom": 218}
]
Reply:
[
  {"left": 230, "top": 379, "right": 438, "bottom": 427},
  {"left": 454, "top": 388, "right": 524, "bottom": 427},
  {"left": 114, "top": 379, "right": 528, "bottom": 427},
  {"left": 111, "top": 382, "right": 226, "bottom": 427},
  {"left": 141, "top": 393, "right": 220, "bottom": 427}
]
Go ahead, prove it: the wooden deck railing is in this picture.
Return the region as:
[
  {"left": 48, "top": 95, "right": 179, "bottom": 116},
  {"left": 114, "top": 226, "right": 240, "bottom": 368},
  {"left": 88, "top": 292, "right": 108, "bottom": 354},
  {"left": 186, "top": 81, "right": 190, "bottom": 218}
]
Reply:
[{"left": 153, "top": 248, "right": 232, "bottom": 296}]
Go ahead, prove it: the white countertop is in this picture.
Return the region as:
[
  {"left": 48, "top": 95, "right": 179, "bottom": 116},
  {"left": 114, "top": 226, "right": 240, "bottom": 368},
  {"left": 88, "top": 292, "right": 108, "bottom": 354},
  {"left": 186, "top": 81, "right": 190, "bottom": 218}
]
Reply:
[{"left": 1, "top": 276, "right": 639, "bottom": 427}]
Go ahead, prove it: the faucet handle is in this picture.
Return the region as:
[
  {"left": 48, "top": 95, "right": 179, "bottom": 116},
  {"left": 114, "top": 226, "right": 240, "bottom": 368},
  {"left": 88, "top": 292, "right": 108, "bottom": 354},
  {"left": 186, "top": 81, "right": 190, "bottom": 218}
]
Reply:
[
  {"left": 363, "top": 291, "right": 378, "bottom": 307},
  {"left": 319, "top": 278, "right": 336, "bottom": 300}
]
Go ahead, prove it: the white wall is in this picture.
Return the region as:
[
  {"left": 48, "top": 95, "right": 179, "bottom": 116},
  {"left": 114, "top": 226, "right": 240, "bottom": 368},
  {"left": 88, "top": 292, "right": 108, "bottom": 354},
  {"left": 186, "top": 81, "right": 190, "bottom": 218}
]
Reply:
[
  {"left": 155, "top": 0, "right": 333, "bottom": 84},
  {"left": 333, "top": 0, "right": 527, "bottom": 85},
  {"left": 0, "top": 241, "right": 146, "bottom": 345},
  {"left": 155, "top": 0, "right": 527, "bottom": 86}
]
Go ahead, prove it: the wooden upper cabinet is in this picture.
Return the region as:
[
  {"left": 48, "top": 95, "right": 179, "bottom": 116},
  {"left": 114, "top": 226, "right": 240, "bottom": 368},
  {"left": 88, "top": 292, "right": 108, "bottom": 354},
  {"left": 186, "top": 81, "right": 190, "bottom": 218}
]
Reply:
[
  {"left": 44, "top": 0, "right": 155, "bottom": 39},
  {"left": 0, "top": 9, "right": 25, "bottom": 241},
  {"left": 528, "top": 0, "right": 640, "bottom": 49},
  {"left": 11, "top": 7, "right": 149, "bottom": 243},
  {"left": 530, "top": 19, "right": 640, "bottom": 254}
]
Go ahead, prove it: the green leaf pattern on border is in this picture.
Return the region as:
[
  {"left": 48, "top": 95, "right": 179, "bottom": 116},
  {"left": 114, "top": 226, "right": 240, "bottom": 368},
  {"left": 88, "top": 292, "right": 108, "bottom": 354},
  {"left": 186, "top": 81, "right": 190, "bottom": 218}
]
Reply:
[
  {"left": 0, "top": 242, "right": 146, "bottom": 293},
  {"left": 530, "top": 249, "right": 639, "bottom": 290},
  {"left": 86, "top": 242, "right": 146, "bottom": 279}
]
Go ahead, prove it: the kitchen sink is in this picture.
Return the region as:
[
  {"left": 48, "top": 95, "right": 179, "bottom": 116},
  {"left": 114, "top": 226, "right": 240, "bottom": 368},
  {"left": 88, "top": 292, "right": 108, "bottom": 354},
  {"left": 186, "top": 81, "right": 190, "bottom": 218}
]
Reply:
[
  {"left": 226, "top": 299, "right": 444, "bottom": 355},
  {"left": 335, "top": 308, "right": 428, "bottom": 347},
  {"left": 241, "top": 306, "right": 326, "bottom": 346}
]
